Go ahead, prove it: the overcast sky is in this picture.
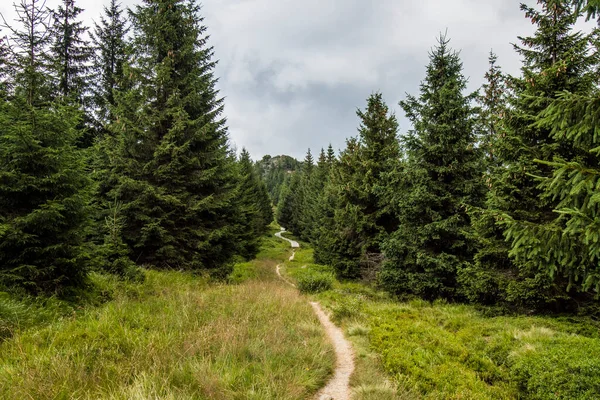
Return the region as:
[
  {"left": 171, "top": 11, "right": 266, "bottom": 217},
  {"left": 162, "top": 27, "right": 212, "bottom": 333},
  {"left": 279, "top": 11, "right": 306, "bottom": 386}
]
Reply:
[{"left": 0, "top": 0, "right": 589, "bottom": 160}]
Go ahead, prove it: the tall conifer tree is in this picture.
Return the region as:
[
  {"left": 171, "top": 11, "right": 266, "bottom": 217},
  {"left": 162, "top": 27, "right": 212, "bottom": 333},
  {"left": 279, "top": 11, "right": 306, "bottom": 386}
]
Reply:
[
  {"left": 0, "top": 37, "right": 10, "bottom": 96},
  {"left": 301, "top": 148, "right": 330, "bottom": 243},
  {"left": 326, "top": 144, "right": 336, "bottom": 164},
  {"left": 108, "top": 0, "right": 240, "bottom": 276},
  {"left": 277, "top": 171, "right": 302, "bottom": 233},
  {"left": 489, "top": 0, "right": 600, "bottom": 309},
  {"left": 235, "top": 148, "right": 272, "bottom": 259},
  {"left": 315, "top": 137, "right": 362, "bottom": 276},
  {"left": 459, "top": 53, "right": 512, "bottom": 304},
  {"left": 49, "top": 0, "right": 92, "bottom": 100},
  {"left": 0, "top": 0, "right": 90, "bottom": 293},
  {"left": 313, "top": 146, "right": 338, "bottom": 265},
  {"left": 380, "top": 35, "right": 484, "bottom": 300},
  {"left": 49, "top": 0, "right": 94, "bottom": 146},
  {"left": 479, "top": 51, "right": 507, "bottom": 167},
  {"left": 298, "top": 149, "right": 316, "bottom": 240},
  {"left": 316, "top": 93, "right": 400, "bottom": 278},
  {"left": 90, "top": 0, "right": 129, "bottom": 130}
]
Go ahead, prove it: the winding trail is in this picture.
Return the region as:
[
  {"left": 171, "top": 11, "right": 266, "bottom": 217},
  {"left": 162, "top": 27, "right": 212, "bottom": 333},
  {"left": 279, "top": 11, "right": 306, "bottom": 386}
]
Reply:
[
  {"left": 310, "top": 302, "right": 355, "bottom": 400},
  {"left": 275, "top": 228, "right": 300, "bottom": 248},
  {"left": 275, "top": 229, "right": 355, "bottom": 400},
  {"left": 276, "top": 264, "right": 296, "bottom": 288}
]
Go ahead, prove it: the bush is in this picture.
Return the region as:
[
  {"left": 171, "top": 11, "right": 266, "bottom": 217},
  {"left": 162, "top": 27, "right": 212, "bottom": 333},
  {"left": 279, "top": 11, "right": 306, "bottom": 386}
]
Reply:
[
  {"left": 367, "top": 302, "right": 600, "bottom": 399},
  {"left": 508, "top": 329, "right": 600, "bottom": 399},
  {"left": 228, "top": 262, "right": 257, "bottom": 284},
  {"left": 296, "top": 270, "right": 334, "bottom": 294},
  {"left": 331, "top": 295, "right": 363, "bottom": 322}
]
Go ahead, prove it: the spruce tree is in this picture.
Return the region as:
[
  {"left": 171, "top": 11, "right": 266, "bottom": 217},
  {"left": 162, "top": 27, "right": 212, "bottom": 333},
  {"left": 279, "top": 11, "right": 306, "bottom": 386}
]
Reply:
[
  {"left": 49, "top": 0, "right": 94, "bottom": 146},
  {"left": 88, "top": 0, "right": 131, "bottom": 258},
  {"left": 108, "top": 0, "right": 240, "bottom": 276},
  {"left": 256, "top": 178, "right": 273, "bottom": 230},
  {"left": 298, "top": 149, "right": 316, "bottom": 240},
  {"left": 313, "top": 148, "right": 339, "bottom": 266},
  {"left": 315, "top": 137, "right": 362, "bottom": 276},
  {"left": 472, "top": 0, "right": 598, "bottom": 310},
  {"left": 301, "top": 148, "right": 330, "bottom": 243},
  {"left": 49, "top": 0, "right": 92, "bottom": 101},
  {"left": 458, "top": 53, "right": 511, "bottom": 304},
  {"left": 576, "top": 0, "right": 600, "bottom": 19},
  {"left": 524, "top": 91, "right": 600, "bottom": 296},
  {"left": 0, "top": 0, "right": 90, "bottom": 293},
  {"left": 1, "top": 0, "right": 53, "bottom": 104},
  {"left": 97, "top": 198, "right": 138, "bottom": 277},
  {"left": 0, "top": 37, "right": 9, "bottom": 96},
  {"left": 235, "top": 148, "right": 271, "bottom": 259},
  {"left": 317, "top": 94, "right": 401, "bottom": 279},
  {"left": 276, "top": 171, "right": 302, "bottom": 233},
  {"left": 90, "top": 0, "right": 129, "bottom": 130},
  {"left": 326, "top": 144, "right": 336, "bottom": 164},
  {"left": 380, "top": 35, "right": 484, "bottom": 300},
  {"left": 479, "top": 51, "right": 506, "bottom": 167},
  {"left": 356, "top": 93, "right": 401, "bottom": 240},
  {"left": 276, "top": 152, "right": 311, "bottom": 236},
  {"left": 303, "top": 149, "right": 315, "bottom": 175},
  {"left": 494, "top": 1, "right": 600, "bottom": 308}
]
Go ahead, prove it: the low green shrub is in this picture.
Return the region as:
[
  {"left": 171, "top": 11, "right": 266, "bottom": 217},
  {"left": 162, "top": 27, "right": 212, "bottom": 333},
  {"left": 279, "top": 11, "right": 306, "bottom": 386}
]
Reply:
[
  {"left": 367, "top": 303, "right": 600, "bottom": 399},
  {"left": 297, "top": 270, "right": 334, "bottom": 293},
  {"left": 228, "top": 262, "right": 258, "bottom": 284},
  {"left": 331, "top": 295, "right": 363, "bottom": 322},
  {"left": 508, "top": 328, "right": 600, "bottom": 399}
]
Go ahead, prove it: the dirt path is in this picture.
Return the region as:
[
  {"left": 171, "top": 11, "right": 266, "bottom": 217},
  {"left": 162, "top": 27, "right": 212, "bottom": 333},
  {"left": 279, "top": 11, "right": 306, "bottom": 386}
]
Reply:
[
  {"left": 274, "top": 229, "right": 355, "bottom": 400},
  {"left": 276, "top": 264, "right": 296, "bottom": 288},
  {"left": 275, "top": 228, "right": 300, "bottom": 248},
  {"left": 311, "top": 302, "right": 355, "bottom": 400}
]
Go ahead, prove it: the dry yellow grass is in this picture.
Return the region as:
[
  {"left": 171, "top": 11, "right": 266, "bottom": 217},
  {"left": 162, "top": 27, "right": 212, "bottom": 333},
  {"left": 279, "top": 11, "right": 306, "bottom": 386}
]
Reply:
[{"left": 0, "top": 232, "right": 335, "bottom": 399}]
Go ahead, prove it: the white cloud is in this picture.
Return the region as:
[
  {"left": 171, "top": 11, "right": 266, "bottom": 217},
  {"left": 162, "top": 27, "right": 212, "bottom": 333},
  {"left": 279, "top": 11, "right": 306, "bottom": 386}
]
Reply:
[{"left": 2, "top": 0, "right": 592, "bottom": 160}]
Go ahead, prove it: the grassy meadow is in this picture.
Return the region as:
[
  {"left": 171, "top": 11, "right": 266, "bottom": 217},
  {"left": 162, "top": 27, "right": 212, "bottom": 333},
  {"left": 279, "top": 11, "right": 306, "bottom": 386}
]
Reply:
[
  {"left": 281, "top": 245, "right": 600, "bottom": 400},
  {"left": 0, "top": 227, "right": 335, "bottom": 399},
  {"left": 3, "top": 225, "right": 600, "bottom": 399}
]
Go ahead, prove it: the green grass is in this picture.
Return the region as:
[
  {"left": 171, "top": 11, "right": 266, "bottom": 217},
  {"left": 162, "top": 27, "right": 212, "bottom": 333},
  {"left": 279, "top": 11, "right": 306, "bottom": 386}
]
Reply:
[
  {"left": 282, "top": 245, "right": 600, "bottom": 400},
  {"left": 283, "top": 250, "right": 410, "bottom": 400},
  {"left": 0, "top": 292, "right": 77, "bottom": 340},
  {"left": 366, "top": 300, "right": 600, "bottom": 399},
  {"left": 5, "top": 225, "right": 598, "bottom": 399},
  {"left": 0, "top": 274, "right": 120, "bottom": 341},
  {"left": 296, "top": 269, "right": 334, "bottom": 293},
  {"left": 0, "top": 227, "right": 335, "bottom": 399}
]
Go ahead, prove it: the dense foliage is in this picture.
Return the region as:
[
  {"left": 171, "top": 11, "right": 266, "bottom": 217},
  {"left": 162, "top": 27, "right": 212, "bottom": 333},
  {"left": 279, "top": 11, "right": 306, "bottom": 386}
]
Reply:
[
  {"left": 0, "top": 0, "right": 90, "bottom": 293},
  {"left": 471, "top": 0, "right": 600, "bottom": 311},
  {"left": 381, "top": 36, "right": 484, "bottom": 300}
]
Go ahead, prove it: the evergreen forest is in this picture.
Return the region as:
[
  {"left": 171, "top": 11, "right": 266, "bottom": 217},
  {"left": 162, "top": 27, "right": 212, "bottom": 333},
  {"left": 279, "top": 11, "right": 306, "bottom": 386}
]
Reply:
[
  {"left": 0, "top": 0, "right": 273, "bottom": 293},
  {"left": 2, "top": 0, "right": 600, "bottom": 399},
  {"left": 277, "top": 0, "right": 600, "bottom": 314}
]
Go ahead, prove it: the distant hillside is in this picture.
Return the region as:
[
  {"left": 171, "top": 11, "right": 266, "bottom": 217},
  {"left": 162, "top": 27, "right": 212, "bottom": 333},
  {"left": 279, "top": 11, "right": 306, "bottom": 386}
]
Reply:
[{"left": 255, "top": 155, "right": 302, "bottom": 204}]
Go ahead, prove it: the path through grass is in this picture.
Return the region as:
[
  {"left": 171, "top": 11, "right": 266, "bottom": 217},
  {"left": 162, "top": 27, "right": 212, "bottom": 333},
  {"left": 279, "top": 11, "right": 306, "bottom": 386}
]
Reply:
[
  {"left": 0, "top": 227, "right": 335, "bottom": 399},
  {"left": 282, "top": 245, "right": 600, "bottom": 400}
]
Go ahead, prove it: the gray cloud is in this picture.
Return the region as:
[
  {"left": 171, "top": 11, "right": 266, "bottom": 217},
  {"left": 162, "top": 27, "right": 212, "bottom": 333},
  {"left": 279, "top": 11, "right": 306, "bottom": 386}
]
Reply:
[{"left": 1, "top": 0, "right": 588, "bottom": 159}]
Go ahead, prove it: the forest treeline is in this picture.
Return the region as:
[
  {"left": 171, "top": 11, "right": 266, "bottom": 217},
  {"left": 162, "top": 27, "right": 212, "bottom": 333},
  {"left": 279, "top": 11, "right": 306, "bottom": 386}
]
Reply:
[
  {"left": 276, "top": 0, "right": 600, "bottom": 313},
  {"left": 0, "top": 0, "right": 273, "bottom": 295}
]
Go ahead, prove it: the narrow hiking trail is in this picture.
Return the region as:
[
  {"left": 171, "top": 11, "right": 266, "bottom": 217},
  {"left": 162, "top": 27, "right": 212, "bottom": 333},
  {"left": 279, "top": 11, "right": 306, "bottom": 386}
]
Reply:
[
  {"left": 275, "top": 229, "right": 355, "bottom": 400},
  {"left": 275, "top": 228, "right": 300, "bottom": 248}
]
